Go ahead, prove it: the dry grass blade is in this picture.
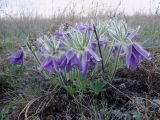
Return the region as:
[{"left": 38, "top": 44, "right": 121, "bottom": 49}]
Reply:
[{"left": 18, "top": 97, "right": 42, "bottom": 120}]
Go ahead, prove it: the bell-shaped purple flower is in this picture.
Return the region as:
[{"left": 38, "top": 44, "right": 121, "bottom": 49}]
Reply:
[
  {"left": 55, "top": 31, "right": 63, "bottom": 37},
  {"left": 126, "top": 43, "right": 151, "bottom": 71},
  {"left": 91, "top": 38, "right": 108, "bottom": 51},
  {"left": 81, "top": 52, "right": 88, "bottom": 76},
  {"left": 75, "top": 24, "right": 94, "bottom": 36},
  {"left": 54, "top": 31, "right": 65, "bottom": 41},
  {"left": 8, "top": 51, "right": 24, "bottom": 65},
  {"left": 59, "top": 51, "right": 81, "bottom": 72},
  {"left": 80, "top": 48, "right": 101, "bottom": 76},
  {"left": 87, "top": 52, "right": 96, "bottom": 68},
  {"left": 40, "top": 56, "right": 58, "bottom": 73},
  {"left": 55, "top": 31, "right": 71, "bottom": 42},
  {"left": 75, "top": 24, "right": 93, "bottom": 31},
  {"left": 59, "top": 50, "right": 98, "bottom": 76},
  {"left": 81, "top": 52, "right": 97, "bottom": 76}
]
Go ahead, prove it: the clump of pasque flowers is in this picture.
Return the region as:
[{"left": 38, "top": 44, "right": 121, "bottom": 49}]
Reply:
[
  {"left": 8, "top": 20, "right": 151, "bottom": 78},
  {"left": 55, "top": 24, "right": 106, "bottom": 76}
]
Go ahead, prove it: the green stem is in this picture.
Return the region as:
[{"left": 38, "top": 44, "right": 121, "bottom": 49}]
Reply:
[
  {"left": 58, "top": 72, "right": 65, "bottom": 86},
  {"left": 26, "top": 42, "right": 49, "bottom": 79},
  {"left": 26, "top": 42, "right": 41, "bottom": 65},
  {"left": 111, "top": 46, "right": 122, "bottom": 80},
  {"left": 104, "top": 39, "right": 116, "bottom": 66}
]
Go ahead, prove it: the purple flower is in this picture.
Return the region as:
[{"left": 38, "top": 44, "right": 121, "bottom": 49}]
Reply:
[
  {"left": 54, "top": 31, "right": 65, "bottom": 41},
  {"left": 87, "top": 52, "right": 96, "bottom": 68},
  {"left": 81, "top": 47, "right": 101, "bottom": 76},
  {"left": 81, "top": 52, "right": 88, "bottom": 76},
  {"left": 40, "top": 56, "right": 58, "bottom": 73},
  {"left": 8, "top": 51, "right": 24, "bottom": 65},
  {"left": 55, "top": 31, "right": 63, "bottom": 38},
  {"left": 75, "top": 24, "right": 93, "bottom": 31},
  {"left": 55, "top": 31, "right": 71, "bottom": 42},
  {"left": 59, "top": 50, "right": 98, "bottom": 76},
  {"left": 59, "top": 51, "right": 81, "bottom": 72},
  {"left": 81, "top": 52, "right": 97, "bottom": 76},
  {"left": 126, "top": 43, "right": 151, "bottom": 71},
  {"left": 74, "top": 24, "right": 93, "bottom": 36},
  {"left": 127, "top": 32, "right": 140, "bottom": 41},
  {"left": 91, "top": 39, "right": 108, "bottom": 50}
]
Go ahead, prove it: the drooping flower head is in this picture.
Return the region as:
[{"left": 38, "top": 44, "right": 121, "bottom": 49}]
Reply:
[
  {"left": 24, "top": 34, "right": 64, "bottom": 73},
  {"left": 91, "top": 38, "right": 108, "bottom": 51},
  {"left": 107, "top": 20, "right": 151, "bottom": 71},
  {"left": 55, "top": 31, "right": 63, "bottom": 38},
  {"left": 54, "top": 31, "right": 65, "bottom": 42},
  {"left": 8, "top": 50, "right": 24, "bottom": 65},
  {"left": 59, "top": 51, "right": 81, "bottom": 72},
  {"left": 39, "top": 56, "right": 58, "bottom": 73},
  {"left": 75, "top": 24, "right": 93, "bottom": 31},
  {"left": 37, "top": 35, "right": 66, "bottom": 73},
  {"left": 126, "top": 43, "right": 151, "bottom": 71}
]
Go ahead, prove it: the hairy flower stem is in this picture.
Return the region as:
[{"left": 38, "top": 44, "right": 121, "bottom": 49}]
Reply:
[
  {"left": 58, "top": 72, "right": 65, "bottom": 86},
  {"left": 111, "top": 46, "right": 122, "bottom": 80},
  {"left": 26, "top": 42, "right": 49, "bottom": 79},
  {"left": 104, "top": 39, "right": 116, "bottom": 66},
  {"left": 93, "top": 25, "right": 105, "bottom": 73},
  {"left": 26, "top": 42, "right": 41, "bottom": 65}
]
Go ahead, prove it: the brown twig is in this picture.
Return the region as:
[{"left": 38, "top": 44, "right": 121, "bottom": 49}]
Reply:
[{"left": 93, "top": 25, "right": 105, "bottom": 73}]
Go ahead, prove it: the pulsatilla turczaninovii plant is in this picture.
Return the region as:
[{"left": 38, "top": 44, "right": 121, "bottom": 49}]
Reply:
[{"left": 8, "top": 20, "right": 151, "bottom": 78}]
